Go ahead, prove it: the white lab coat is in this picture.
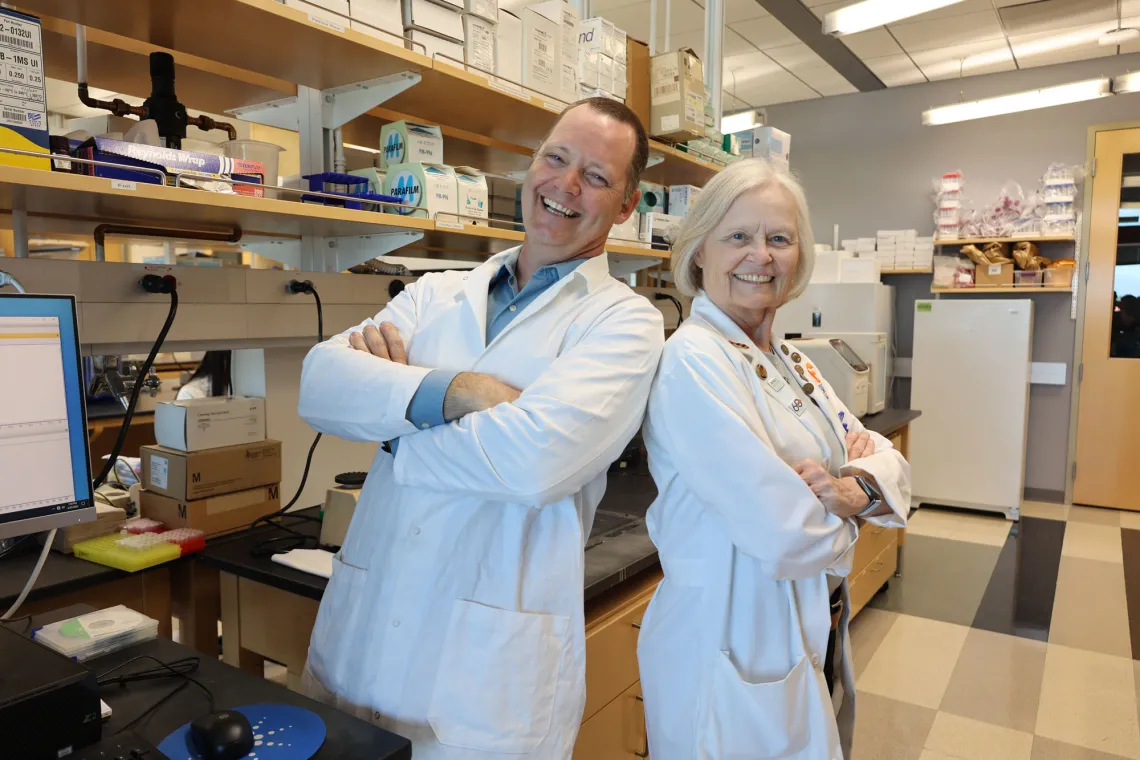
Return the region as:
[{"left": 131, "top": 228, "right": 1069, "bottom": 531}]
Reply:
[
  {"left": 638, "top": 293, "right": 910, "bottom": 760},
  {"left": 296, "top": 247, "right": 664, "bottom": 760}
]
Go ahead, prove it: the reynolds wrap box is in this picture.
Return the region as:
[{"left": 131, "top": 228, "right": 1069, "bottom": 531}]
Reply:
[
  {"left": 0, "top": 8, "right": 48, "bottom": 170},
  {"left": 76, "top": 138, "right": 265, "bottom": 196},
  {"left": 379, "top": 120, "right": 444, "bottom": 169},
  {"left": 383, "top": 162, "right": 458, "bottom": 220}
]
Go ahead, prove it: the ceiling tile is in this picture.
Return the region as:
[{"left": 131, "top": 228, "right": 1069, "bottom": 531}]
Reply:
[
  {"left": 729, "top": 15, "right": 799, "bottom": 49},
  {"left": 814, "top": 0, "right": 993, "bottom": 23},
  {"left": 589, "top": 0, "right": 643, "bottom": 14},
  {"left": 797, "top": 64, "right": 859, "bottom": 96},
  {"left": 734, "top": 70, "right": 821, "bottom": 106},
  {"left": 600, "top": 0, "right": 705, "bottom": 44},
  {"left": 863, "top": 54, "right": 927, "bottom": 87},
  {"left": 652, "top": 26, "right": 752, "bottom": 58},
  {"left": 1016, "top": 42, "right": 1116, "bottom": 68},
  {"left": 998, "top": 0, "right": 1116, "bottom": 36},
  {"left": 721, "top": 0, "right": 769, "bottom": 24},
  {"left": 765, "top": 43, "right": 828, "bottom": 71},
  {"left": 890, "top": 10, "right": 1005, "bottom": 53},
  {"left": 842, "top": 27, "right": 903, "bottom": 58},
  {"left": 909, "top": 39, "right": 1015, "bottom": 80},
  {"left": 1008, "top": 19, "right": 1122, "bottom": 64},
  {"left": 1119, "top": 16, "right": 1140, "bottom": 52},
  {"left": 1125, "top": 0, "right": 1140, "bottom": 15}
]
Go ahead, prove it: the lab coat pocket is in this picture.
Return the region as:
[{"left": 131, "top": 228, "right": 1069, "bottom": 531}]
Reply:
[
  {"left": 700, "top": 650, "right": 812, "bottom": 759},
  {"left": 429, "top": 599, "right": 570, "bottom": 753}
]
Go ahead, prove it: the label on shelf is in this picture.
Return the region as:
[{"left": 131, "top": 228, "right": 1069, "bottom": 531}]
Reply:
[
  {"left": 110, "top": 179, "right": 136, "bottom": 191},
  {"left": 308, "top": 13, "right": 346, "bottom": 33},
  {"left": 543, "top": 101, "right": 565, "bottom": 113},
  {"left": 436, "top": 220, "right": 465, "bottom": 230},
  {"left": 489, "top": 80, "right": 527, "bottom": 99}
]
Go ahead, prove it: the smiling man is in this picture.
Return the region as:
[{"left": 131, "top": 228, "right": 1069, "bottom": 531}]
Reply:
[{"left": 295, "top": 97, "right": 665, "bottom": 760}]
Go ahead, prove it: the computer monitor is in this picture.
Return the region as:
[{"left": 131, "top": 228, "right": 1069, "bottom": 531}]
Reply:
[{"left": 0, "top": 294, "right": 95, "bottom": 540}]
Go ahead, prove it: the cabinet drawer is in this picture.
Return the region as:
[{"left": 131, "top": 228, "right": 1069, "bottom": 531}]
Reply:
[
  {"left": 583, "top": 584, "right": 657, "bottom": 721},
  {"left": 853, "top": 525, "right": 896, "bottom": 576},
  {"left": 574, "top": 682, "right": 648, "bottom": 760},
  {"left": 849, "top": 539, "right": 898, "bottom": 618}
]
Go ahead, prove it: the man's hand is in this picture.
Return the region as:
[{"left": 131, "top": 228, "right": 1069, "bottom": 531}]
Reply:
[
  {"left": 794, "top": 460, "right": 870, "bottom": 519},
  {"left": 846, "top": 431, "right": 875, "bottom": 461},
  {"left": 348, "top": 322, "right": 407, "bottom": 364},
  {"left": 443, "top": 373, "right": 521, "bottom": 421}
]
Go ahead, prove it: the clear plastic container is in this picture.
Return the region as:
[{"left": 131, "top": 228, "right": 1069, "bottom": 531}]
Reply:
[{"left": 223, "top": 139, "right": 284, "bottom": 197}]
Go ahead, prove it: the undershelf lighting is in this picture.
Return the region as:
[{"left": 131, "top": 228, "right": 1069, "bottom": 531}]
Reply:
[
  {"left": 343, "top": 142, "right": 382, "bottom": 154},
  {"left": 1113, "top": 71, "right": 1140, "bottom": 94},
  {"left": 922, "top": 77, "right": 1112, "bottom": 126},
  {"left": 720, "top": 110, "right": 761, "bottom": 134},
  {"left": 823, "top": 0, "right": 966, "bottom": 36}
]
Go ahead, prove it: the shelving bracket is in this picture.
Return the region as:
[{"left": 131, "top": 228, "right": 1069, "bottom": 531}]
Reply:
[
  {"left": 225, "top": 71, "right": 423, "bottom": 131},
  {"left": 244, "top": 229, "right": 425, "bottom": 272},
  {"left": 646, "top": 152, "right": 665, "bottom": 169},
  {"left": 608, "top": 253, "right": 666, "bottom": 277}
]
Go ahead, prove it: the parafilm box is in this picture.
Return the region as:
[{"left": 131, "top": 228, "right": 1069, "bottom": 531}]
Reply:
[{"left": 0, "top": 8, "right": 48, "bottom": 170}]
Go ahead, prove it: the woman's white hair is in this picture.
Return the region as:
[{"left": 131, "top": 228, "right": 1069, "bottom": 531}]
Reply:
[{"left": 671, "top": 158, "right": 816, "bottom": 303}]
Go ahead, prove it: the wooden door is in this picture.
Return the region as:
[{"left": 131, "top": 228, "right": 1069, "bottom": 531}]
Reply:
[{"left": 1075, "top": 127, "right": 1140, "bottom": 509}]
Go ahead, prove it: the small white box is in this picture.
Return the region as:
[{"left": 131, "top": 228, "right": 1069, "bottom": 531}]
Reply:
[
  {"left": 454, "top": 166, "right": 489, "bottom": 225},
  {"left": 463, "top": 13, "right": 496, "bottom": 76},
  {"left": 463, "top": 0, "right": 496, "bottom": 21},
  {"left": 610, "top": 210, "right": 640, "bottom": 242},
  {"left": 521, "top": 7, "right": 560, "bottom": 100},
  {"left": 841, "top": 257, "right": 881, "bottom": 283},
  {"left": 578, "top": 48, "right": 599, "bottom": 88},
  {"left": 812, "top": 250, "right": 854, "bottom": 284},
  {"left": 155, "top": 397, "right": 267, "bottom": 452},
  {"left": 668, "top": 184, "right": 701, "bottom": 216},
  {"left": 403, "top": 0, "right": 463, "bottom": 41},
  {"left": 351, "top": 0, "right": 402, "bottom": 36},
  {"left": 613, "top": 59, "right": 627, "bottom": 98},
  {"left": 639, "top": 212, "right": 683, "bottom": 245},
  {"left": 598, "top": 53, "right": 613, "bottom": 94},
  {"left": 532, "top": 0, "right": 579, "bottom": 104},
  {"left": 384, "top": 162, "right": 459, "bottom": 220},
  {"left": 611, "top": 25, "right": 627, "bottom": 64},
  {"left": 579, "top": 17, "right": 624, "bottom": 60},
  {"left": 739, "top": 126, "right": 790, "bottom": 168},
  {"left": 406, "top": 27, "right": 465, "bottom": 60},
  {"left": 495, "top": 9, "right": 522, "bottom": 89}
]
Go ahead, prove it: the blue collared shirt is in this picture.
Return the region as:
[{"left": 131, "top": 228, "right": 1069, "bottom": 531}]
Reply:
[{"left": 404, "top": 257, "right": 586, "bottom": 430}]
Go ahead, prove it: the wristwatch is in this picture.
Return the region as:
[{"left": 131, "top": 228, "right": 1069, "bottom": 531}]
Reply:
[{"left": 854, "top": 475, "right": 883, "bottom": 517}]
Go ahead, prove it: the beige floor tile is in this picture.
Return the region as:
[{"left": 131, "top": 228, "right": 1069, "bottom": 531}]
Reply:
[
  {"left": 1021, "top": 501, "right": 1069, "bottom": 522},
  {"left": 857, "top": 614, "right": 970, "bottom": 709},
  {"left": 1062, "top": 522, "right": 1124, "bottom": 563},
  {"left": 925, "top": 712, "right": 1033, "bottom": 760},
  {"left": 853, "top": 692, "right": 937, "bottom": 760},
  {"left": 1121, "top": 511, "right": 1140, "bottom": 531},
  {"left": 940, "top": 628, "right": 1047, "bottom": 733},
  {"left": 850, "top": 608, "right": 899, "bottom": 680},
  {"left": 906, "top": 508, "right": 1012, "bottom": 547},
  {"left": 1069, "top": 505, "right": 1124, "bottom": 527},
  {"left": 1032, "top": 736, "right": 1136, "bottom": 759},
  {"left": 1035, "top": 643, "right": 1140, "bottom": 759},
  {"left": 1049, "top": 558, "right": 1132, "bottom": 658}
]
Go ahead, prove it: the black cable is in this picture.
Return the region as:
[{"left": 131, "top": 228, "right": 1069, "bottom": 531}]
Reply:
[
  {"left": 97, "top": 654, "right": 215, "bottom": 735},
  {"left": 654, "top": 292, "right": 684, "bottom": 329},
  {"left": 92, "top": 277, "right": 179, "bottom": 489}
]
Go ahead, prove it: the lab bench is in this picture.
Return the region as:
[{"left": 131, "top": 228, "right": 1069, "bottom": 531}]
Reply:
[{"left": 20, "top": 604, "right": 412, "bottom": 760}]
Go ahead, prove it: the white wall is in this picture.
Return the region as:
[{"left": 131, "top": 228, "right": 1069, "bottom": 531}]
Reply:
[{"left": 765, "top": 54, "right": 1140, "bottom": 497}]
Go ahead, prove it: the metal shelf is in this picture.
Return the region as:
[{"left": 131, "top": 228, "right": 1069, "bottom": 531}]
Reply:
[{"left": 931, "top": 286, "right": 1073, "bottom": 294}]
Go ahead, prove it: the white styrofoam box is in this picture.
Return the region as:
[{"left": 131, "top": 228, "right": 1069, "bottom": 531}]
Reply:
[
  {"left": 578, "top": 48, "right": 599, "bottom": 88},
  {"left": 612, "top": 59, "right": 627, "bottom": 98},
  {"left": 579, "top": 17, "right": 616, "bottom": 56},
  {"left": 841, "top": 239, "right": 857, "bottom": 251},
  {"left": 351, "top": 0, "right": 401, "bottom": 35},
  {"left": 495, "top": 9, "right": 522, "bottom": 90},
  {"left": 464, "top": 0, "right": 496, "bottom": 21},
  {"left": 285, "top": 0, "right": 350, "bottom": 29},
  {"left": 610, "top": 210, "right": 639, "bottom": 242},
  {"left": 611, "top": 25, "right": 627, "bottom": 63},
  {"left": 404, "top": 0, "right": 463, "bottom": 40},
  {"left": 598, "top": 53, "right": 613, "bottom": 94},
  {"left": 463, "top": 13, "right": 496, "bottom": 76},
  {"left": 841, "top": 257, "right": 881, "bottom": 283},
  {"left": 521, "top": 7, "right": 560, "bottom": 100},
  {"left": 857, "top": 238, "right": 875, "bottom": 247},
  {"left": 812, "top": 250, "right": 854, "bottom": 284},
  {"left": 406, "top": 28, "right": 465, "bottom": 62},
  {"left": 531, "top": 0, "right": 578, "bottom": 104},
  {"left": 350, "top": 19, "right": 404, "bottom": 42}
]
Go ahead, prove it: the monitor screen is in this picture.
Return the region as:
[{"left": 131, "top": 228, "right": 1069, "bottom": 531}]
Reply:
[{"left": 0, "top": 294, "right": 94, "bottom": 539}]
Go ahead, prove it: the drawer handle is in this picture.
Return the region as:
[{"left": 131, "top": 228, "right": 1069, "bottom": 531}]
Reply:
[{"left": 634, "top": 695, "right": 649, "bottom": 757}]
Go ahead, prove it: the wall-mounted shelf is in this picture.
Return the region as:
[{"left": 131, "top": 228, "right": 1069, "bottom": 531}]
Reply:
[
  {"left": 934, "top": 235, "right": 1076, "bottom": 245},
  {"left": 931, "top": 286, "right": 1073, "bottom": 294},
  {"left": 882, "top": 268, "right": 932, "bottom": 275}
]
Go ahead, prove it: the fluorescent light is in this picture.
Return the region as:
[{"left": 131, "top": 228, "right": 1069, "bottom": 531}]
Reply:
[
  {"left": 1101, "top": 28, "right": 1140, "bottom": 45},
  {"left": 343, "top": 142, "right": 382, "bottom": 154},
  {"left": 1114, "top": 71, "right": 1140, "bottom": 94},
  {"left": 721, "top": 110, "right": 760, "bottom": 134},
  {"left": 922, "top": 77, "right": 1112, "bottom": 126},
  {"left": 824, "top": 0, "right": 966, "bottom": 36}
]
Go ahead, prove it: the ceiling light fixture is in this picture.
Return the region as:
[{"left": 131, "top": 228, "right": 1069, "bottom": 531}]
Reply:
[
  {"left": 922, "top": 77, "right": 1112, "bottom": 126},
  {"left": 1113, "top": 71, "right": 1140, "bottom": 94},
  {"left": 1101, "top": 27, "right": 1140, "bottom": 46},
  {"left": 823, "top": 0, "right": 967, "bottom": 36},
  {"left": 720, "top": 110, "right": 761, "bottom": 134}
]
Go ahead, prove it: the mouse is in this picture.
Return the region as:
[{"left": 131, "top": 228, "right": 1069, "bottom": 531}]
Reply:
[{"left": 188, "top": 709, "right": 255, "bottom": 760}]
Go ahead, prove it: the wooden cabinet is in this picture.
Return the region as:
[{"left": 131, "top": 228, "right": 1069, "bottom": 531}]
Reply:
[
  {"left": 849, "top": 539, "right": 899, "bottom": 618},
  {"left": 574, "top": 682, "right": 649, "bottom": 760}
]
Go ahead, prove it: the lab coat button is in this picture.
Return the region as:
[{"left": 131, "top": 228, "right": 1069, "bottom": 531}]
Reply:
[
  {"left": 412, "top": 527, "right": 421, "bottom": 535},
  {"left": 392, "top": 619, "right": 401, "bottom": 628},
  {"left": 812, "top": 654, "right": 822, "bottom": 668}
]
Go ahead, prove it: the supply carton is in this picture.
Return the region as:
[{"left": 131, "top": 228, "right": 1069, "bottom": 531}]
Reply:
[
  {"left": 383, "top": 161, "right": 459, "bottom": 219},
  {"left": 639, "top": 212, "right": 682, "bottom": 245},
  {"left": 140, "top": 485, "right": 281, "bottom": 538},
  {"left": 612, "top": 59, "right": 627, "bottom": 99},
  {"left": 650, "top": 48, "right": 704, "bottom": 142},
  {"left": 76, "top": 137, "right": 266, "bottom": 195},
  {"left": 521, "top": 8, "right": 560, "bottom": 100},
  {"left": 141, "top": 441, "right": 283, "bottom": 501},
  {"left": 598, "top": 54, "right": 614, "bottom": 97},
  {"left": 975, "top": 262, "right": 1014, "bottom": 287},
  {"left": 578, "top": 49, "right": 599, "bottom": 89},
  {"left": 668, "top": 184, "right": 701, "bottom": 216},
  {"left": 350, "top": 0, "right": 402, "bottom": 36},
  {"left": 379, "top": 120, "right": 444, "bottom": 169},
  {"left": 739, "top": 126, "right": 790, "bottom": 169},
  {"left": 579, "top": 17, "right": 623, "bottom": 60},
  {"left": 610, "top": 211, "right": 640, "bottom": 243},
  {"left": 454, "top": 166, "right": 489, "bottom": 225},
  {"left": 637, "top": 181, "right": 666, "bottom": 213},
  {"left": 463, "top": 0, "right": 496, "bottom": 21},
  {"left": 154, "top": 397, "right": 266, "bottom": 452},
  {"left": 463, "top": 13, "right": 496, "bottom": 77},
  {"left": 403, "top": 0, "right": 463, "bottom": 40},
  {"left": 348, "top": 165, "right": 385, "bottom": 193},
  {"left": 532, "top": 0, "right": 579, "bottom": 104},
  {"left": 0, "top": 9, "right": 48, "bottom": 171},
  {"left": 495, "top": 10, "right": 522, "bottom": 92}
]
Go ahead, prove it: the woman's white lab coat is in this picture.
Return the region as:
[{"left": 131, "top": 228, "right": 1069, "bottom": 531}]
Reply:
[
  {"left": 639, "top": 293, "right": 910, "bottom": 760},
  {"left": 296, "top": 248, "right": 663, "bottom": 760}
]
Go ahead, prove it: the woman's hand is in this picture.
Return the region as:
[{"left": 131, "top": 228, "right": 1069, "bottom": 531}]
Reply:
[
  {"left": 846, "top": 431, "right": 875, "bottom": 460},
  {"left": 794, "top": 460, "right": 870, "bottom": 519}
]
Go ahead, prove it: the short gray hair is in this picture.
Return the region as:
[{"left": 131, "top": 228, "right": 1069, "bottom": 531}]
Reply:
[{"left": 671, "top": 159, "right": 816, "bottom": 302}]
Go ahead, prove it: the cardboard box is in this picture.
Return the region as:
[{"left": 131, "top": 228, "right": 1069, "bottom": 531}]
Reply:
[
  {"left": 740, "top": 126, "right": 790, "bottom": 169},
  {"left": 975, "top": 261, "right": 1014, "bottom": 287},
  {"left": 578, "top": 49, "right": 599, "bottom": 88},
  {"left": 463, "top": 0, "right": 496, "bottom": 21},
  {"left": 154, "top": 397, "right": 266, "bottom": 452},
  {"left": 625, "top": 37, "right": 649, "bottom": 130},
  {"left": 487, "top": 175, "right": 517, "bottom": 197},
  {"left": 350, "top": 0, "right": 402, "bottom": 35},
  {"left": 454, "top": 166, "right": 488, "bottom": 225},
  {"left": 532, "top": 0, "right": 579, "bottom": 104},
  {"left": 0, "top": 9, "right": 49, "bottom": 171},
  {"left": 140, "top": 486, "right": 281, "bottom": 538},
  {"left": 406, "top": 27, "right": 465, "bottom": 61},
  {"left": 463, "top": 13, "right": 496, "bottom": 77},
  {"left": 495, "top": 9, "right": 522, "bottom": 91},
  {"left": 379, "top": 120, "right": 443, "bottom": 169},
  {"left": 521, "top": 7, "right": 560, "bottom": 100},
  {"left": 141, "top": 441, "right": 283, "bottom": 501},
  {"left": 637, "top": 181, "right": 666, "bottom": 213},
  {"left": 650, "top": 48, "right": 704, "bottom": 142},
  {"left": 668, "top": 184, "right": 700, "bottom": 216},
  {"left": 383, "top": 161, "right": 458, "bottom": 219},
  {"left": 403, "top": 0, "right": 463, "bottom": 40}
]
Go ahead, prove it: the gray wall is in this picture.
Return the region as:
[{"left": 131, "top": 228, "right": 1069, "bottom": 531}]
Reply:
[{"left": 765, "top": 55, "right": 1140, "bottom": 496}]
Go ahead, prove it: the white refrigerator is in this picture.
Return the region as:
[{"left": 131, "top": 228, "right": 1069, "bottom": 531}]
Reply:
[{"left": 909, "top": 299, "right": 1033, "bottom": 520}]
